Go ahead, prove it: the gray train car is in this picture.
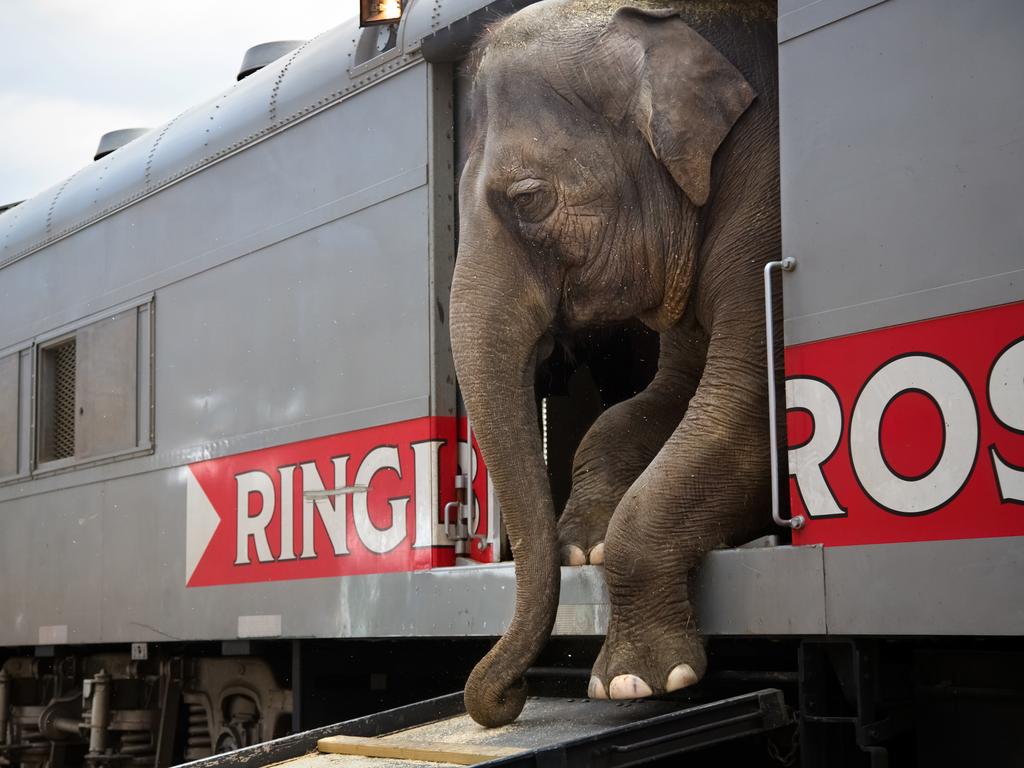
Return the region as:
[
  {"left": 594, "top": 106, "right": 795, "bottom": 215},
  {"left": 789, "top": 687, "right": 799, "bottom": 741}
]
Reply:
[
  {"left": 1, "top": 0, "right": 1022, "bottom": 765},
  {"left": 0, "top": 11, "right": 476, "bottom": 765}
]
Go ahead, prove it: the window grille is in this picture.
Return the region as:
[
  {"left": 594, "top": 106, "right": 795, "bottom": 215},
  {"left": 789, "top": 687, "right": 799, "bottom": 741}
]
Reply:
[{"left": 39, "top": 339, "right": 76, "bottom": 462}]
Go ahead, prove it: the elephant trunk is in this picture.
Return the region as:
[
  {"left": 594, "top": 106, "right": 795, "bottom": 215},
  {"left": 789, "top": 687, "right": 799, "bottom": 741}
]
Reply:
[{"left": 450, "top": 235, "right": 560, "bottom": 728}]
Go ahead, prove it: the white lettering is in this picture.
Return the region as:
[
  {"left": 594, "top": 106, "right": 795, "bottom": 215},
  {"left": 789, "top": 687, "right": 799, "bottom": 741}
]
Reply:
[
  {"left": 786, "top": 377, "right": 846, "bottom": 518},
  {"left": 411, "top": 440, "right": 444, "bottom": 549},
  {"left": 353, "top": 446, "right": 409, "bottom": 554},
  {"left": 235, "top": 471, "right": 275, "bottom": 564},
  {"left": 989, "top": 338, "right": 1024, "bottom": 502},
  {"left": 278, "top": 465, "right": 297, "bottom": 560},
  {"left": 851, "top": 355, "right": 977, "bottom": 514},
  {"left": 300, "top": 457, "right": 351, "bottom": 558}
]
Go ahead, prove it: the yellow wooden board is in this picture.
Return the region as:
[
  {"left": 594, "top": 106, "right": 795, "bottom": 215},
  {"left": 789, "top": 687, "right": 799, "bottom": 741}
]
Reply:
[{"left": 317, "top": 735, "right": 523, "bottom": 766}]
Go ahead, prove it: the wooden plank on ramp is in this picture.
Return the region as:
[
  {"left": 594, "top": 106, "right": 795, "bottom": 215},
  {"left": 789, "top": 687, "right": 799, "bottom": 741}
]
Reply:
[{"left": 317, "top": 735, "right": 523, "bottom": 766}]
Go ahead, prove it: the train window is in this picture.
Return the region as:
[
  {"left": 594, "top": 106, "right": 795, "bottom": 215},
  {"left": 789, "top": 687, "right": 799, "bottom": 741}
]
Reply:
[
  {"left": 36, "top": 337, "right": 77, "bottom": 463},
  {"left": 34, "top": 300, "right": 152, "bottom": 470},
  {"left": 0, "top": 353, "right": 18, "bottom": 477}
]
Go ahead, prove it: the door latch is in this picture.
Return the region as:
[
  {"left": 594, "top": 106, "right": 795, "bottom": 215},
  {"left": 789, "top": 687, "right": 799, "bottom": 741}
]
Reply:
[{"left": 444, "top": 474, "right": 487, "bottom": 549}]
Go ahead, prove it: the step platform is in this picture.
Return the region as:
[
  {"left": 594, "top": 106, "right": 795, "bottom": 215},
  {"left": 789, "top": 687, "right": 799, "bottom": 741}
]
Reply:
[{"left": 178, "top": 689, "right": 790, "bottom": 768}]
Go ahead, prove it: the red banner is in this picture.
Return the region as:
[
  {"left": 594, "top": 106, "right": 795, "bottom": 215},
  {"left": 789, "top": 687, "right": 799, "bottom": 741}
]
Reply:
[
  {"left": 785, "top": 301, "right": 1024, "bottom": 546},
  {"left": 185, "top": 416, "right": 496, "bottom": 587}
]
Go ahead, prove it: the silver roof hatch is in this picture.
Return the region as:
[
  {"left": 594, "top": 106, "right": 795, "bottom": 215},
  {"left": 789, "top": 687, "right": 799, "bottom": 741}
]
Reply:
[
  {"left": 237, "top": 40, "right": 306, "bottom": 80},
  {"left": 94, "top": 128, "right": 149, "bottom": 161}
]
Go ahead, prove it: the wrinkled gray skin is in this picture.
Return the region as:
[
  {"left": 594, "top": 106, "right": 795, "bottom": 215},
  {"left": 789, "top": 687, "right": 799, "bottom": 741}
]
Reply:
[{"left": 449, "top": 0, "right": 779, "bottom": 727}]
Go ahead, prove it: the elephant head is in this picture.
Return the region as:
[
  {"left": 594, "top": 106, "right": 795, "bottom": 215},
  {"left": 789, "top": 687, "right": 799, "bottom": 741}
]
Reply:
[{"left": 450, "top": 0, "right": 755, "bottom": 727}]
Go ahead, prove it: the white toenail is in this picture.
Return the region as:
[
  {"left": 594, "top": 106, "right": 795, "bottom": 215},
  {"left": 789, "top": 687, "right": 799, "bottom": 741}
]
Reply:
[
  {"left": 609, "top": 675, "right": 654, "bottom": 700},
  {"left": 588, "top": 542, "right": 605, "bottom": 564},
  {"left": 562, "top": 545, "right": 587, "bottom": 566},
  {"left": 665, "top": 664, "right": 698, "bottom": 692},
  {"left": 588, "top": 676, "right": 607, "bottom": 699}
]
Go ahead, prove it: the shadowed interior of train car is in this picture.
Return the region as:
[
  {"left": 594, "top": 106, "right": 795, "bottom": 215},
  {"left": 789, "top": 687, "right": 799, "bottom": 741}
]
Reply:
[{"left": 534, "top": 323, "right": 660, "bottom": 516}]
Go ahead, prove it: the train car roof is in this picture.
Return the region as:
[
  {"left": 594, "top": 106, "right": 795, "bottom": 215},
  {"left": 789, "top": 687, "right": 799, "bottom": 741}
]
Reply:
[{"left": 0, "top": 0, "right": 514, "bottom": 270}]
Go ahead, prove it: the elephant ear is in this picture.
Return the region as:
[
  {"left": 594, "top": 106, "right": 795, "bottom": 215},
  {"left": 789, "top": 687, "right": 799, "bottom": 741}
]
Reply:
[{"left": 606, "top": 7, "right": 755, "bottom": 207}]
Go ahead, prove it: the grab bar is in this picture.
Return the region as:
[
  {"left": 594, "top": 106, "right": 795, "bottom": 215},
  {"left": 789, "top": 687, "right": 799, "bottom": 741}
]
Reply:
[{"left": 763, "top": 257, "right": 804, "bottom": 530}]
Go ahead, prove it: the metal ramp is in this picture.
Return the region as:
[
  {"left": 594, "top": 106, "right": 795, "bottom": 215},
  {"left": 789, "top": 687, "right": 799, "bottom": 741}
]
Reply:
[{"left": 176, "top": 689, "right": 790, "bottom": 768}]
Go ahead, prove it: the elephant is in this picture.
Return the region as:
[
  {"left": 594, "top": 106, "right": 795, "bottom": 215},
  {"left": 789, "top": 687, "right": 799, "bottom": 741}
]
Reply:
[{"left": 449, "top": 0, "right": 779, "bottom": 727}]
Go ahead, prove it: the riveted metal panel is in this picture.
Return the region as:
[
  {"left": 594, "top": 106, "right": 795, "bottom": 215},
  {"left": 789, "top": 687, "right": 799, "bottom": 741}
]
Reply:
[
  {"left": 0, "top": 191, "right": 48, "bottom": 268},
  {"left": 268, "top": 29, "right": 350, "bottom": 123},
  {"left": 75, "top": 311, "right": 138, "bottom": 459},
  {"left": 0, "top": 484, "right": 104, "bottom": 646},
  {"left": 154, "top": 190, "right": 431, "bottom": 454},
  {"left": 43, "top": 134, "right": 154, "bottom": 248},
  {"left": 327, "top": 563, "right": 607, "bottom": 638},
  {"left": 402, "top": 0, "right": 526, "bottom": 56},
  {"left": 427, "top": 62, "right": 458, "bottom": 420},
  {"left": 824, "top": 537, "right": 1024, "bottom": 635},
  {"left": 780, "top": 0, "right": 1024, "bottom": 344},
  {"left": 694, "top": 545, "right": 827, "bottom": 636},
  {"left": 0, "top": 353, "right": 18, "bottom": 477}
]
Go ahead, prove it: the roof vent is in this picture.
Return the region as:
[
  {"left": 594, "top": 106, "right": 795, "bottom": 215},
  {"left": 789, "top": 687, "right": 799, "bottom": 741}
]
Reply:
[
  {"left": 94, "top": 128, "right": 149, "bottom": 161},
  {"left": 237, "top": 40, "right": 305, "bottom": 81}
]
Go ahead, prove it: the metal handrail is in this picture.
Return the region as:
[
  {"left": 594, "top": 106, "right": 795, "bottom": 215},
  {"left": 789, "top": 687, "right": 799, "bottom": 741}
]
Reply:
[{"left": 763, "top": 257, "right": 804, "bottom": 530}]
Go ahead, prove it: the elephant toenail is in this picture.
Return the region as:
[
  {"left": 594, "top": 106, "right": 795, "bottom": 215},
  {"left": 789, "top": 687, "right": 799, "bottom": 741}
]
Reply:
[
  {"left": 665, "top": 664, "right": 699, "bottom": 692},
  {"left": 562, "top": 545, "right": 587, "bottom": 566},
  {"left": 588, "top": 676, "right": 608, "bottom": 699},
  {"left": 587, "top": 542, "right": 605, "bottom": 564},
  {"left": 609, "top": 675, "right": 653, "bottom": 700}
]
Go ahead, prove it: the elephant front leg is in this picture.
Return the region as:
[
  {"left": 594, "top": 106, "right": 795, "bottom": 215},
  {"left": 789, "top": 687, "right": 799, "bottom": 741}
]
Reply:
[
  {"left": 558, "top": 321, "right": 706, "bottom": 566},
  {"left": 587, "top": 331, "right": 770, "bottom": 699}
]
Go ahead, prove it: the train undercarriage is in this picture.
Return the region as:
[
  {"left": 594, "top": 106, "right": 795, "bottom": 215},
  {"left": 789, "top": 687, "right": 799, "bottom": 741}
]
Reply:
[
  {"left": 3, "top": 636, "right": 1024, "bottom": 767},
  {"left": 0, "top": 650, "right": 290, "bottom": 768}
]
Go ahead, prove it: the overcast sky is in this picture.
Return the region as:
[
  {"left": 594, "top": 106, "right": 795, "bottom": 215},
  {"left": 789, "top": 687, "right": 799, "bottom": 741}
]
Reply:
[{"left": 0, "top": 0, "right": 350, "bottom": 205}]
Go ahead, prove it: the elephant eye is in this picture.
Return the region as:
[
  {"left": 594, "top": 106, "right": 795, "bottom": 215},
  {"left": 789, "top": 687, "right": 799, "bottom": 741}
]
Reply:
[{"left": 506, "top": 178, "right": 556, "bottom": 223}]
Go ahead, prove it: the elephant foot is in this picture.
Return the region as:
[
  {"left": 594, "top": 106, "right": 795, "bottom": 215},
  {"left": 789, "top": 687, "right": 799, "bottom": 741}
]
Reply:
[
  {"left": 587, "top": 667, "right": 697, "bottom": 700},
  {"left": 589, "top": 665, "right": 700, "bottom": 700},
  {"left": 558, "top": 503, "right": 612, "bottom": 566},
  {"left": 560, "top": 541, "right": 605, "bottom": 566},
  {"left": 586, "top": 600, "right": 706, "bottom": 700}
]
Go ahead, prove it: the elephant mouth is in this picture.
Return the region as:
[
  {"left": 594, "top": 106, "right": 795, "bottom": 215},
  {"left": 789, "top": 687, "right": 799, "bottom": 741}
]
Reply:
[
  {"left": 558, "top": 297, "right": 624, "bottom": 332},
  {"left": 557, "top": 280, "right": 589, "bottom": 331}
]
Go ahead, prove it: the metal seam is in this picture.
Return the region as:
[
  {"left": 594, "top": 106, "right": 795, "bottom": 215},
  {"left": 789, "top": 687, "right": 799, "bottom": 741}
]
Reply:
[
  {"left": 44, "top": 168, "right": 83, "bottom": 235},
  {"left": 144, "top": 111, "right": 184, "bottom": 188},
  {"left": 268, "top": 34, "right": 321, "bottom": 123}
]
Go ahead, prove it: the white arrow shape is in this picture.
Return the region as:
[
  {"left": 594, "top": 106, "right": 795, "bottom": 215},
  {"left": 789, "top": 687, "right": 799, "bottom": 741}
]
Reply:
[{"left": 186, "top": 470, "right": 221, "bottom": 585}]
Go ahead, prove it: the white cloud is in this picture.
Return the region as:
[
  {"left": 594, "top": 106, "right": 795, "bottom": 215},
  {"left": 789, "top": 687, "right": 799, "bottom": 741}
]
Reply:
[{"left": 0, "top": 0, "right": 351, "bottom": 203}]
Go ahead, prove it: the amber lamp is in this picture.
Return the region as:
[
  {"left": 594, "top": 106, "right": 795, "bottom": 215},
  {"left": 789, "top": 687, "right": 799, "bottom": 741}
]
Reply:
[{"left": 360, "top": 0, "right": 402, "bottom": 27}]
